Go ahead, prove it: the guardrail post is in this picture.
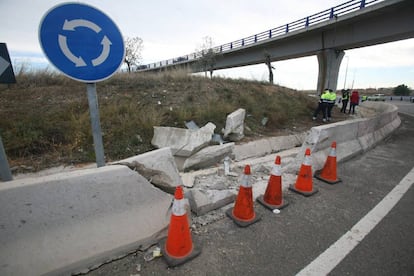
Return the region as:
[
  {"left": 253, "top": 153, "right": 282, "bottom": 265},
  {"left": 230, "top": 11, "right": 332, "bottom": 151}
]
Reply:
[
  {"left": 360, "top": 0, "right": 366, "bottom": 8},
  {"left": 329, "top": 8, "right": 334, "bottom": 19}
]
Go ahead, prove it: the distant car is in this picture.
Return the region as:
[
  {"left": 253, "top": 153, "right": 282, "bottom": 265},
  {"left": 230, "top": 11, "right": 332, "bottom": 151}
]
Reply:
[{"left": 367, "top": 94, "right": 386, "bottom": 101}]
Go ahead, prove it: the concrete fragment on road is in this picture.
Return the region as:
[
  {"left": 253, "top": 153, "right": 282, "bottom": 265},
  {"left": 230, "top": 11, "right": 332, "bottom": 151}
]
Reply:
[{"left": 188, "top": 188, "right": 236, "bottom": 216}]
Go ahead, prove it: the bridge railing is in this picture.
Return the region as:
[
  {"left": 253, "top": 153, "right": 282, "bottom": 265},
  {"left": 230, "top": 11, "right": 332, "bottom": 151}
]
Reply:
[{"left": 140, "top": 0, "right": 381, "bottom": 71}]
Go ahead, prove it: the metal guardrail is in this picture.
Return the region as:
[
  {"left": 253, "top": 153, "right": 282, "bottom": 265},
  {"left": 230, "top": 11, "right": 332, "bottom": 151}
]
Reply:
[{"left": 138, "top": 0, "right": 382, "bottom": 71}]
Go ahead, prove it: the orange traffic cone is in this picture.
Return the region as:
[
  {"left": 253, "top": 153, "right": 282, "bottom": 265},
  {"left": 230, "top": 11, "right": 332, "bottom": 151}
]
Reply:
[
  {"left": 315, "top": 141, "right": 341, "bottom": 184},
  {"left": 226, "top": 165, "right": 261, "bottom": 227},
  {"left": 161, "top": 185, "right": 201, "bottom": 267},
  {"left": 257, "top": 155, "right": 289, "bottom": 210},
  {"left": 289, "top": 148, "right": 318, "bottom": 196}
]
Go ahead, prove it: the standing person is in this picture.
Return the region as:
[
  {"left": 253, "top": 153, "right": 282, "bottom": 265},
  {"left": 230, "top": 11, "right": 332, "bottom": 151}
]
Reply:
[
  {"left": 349, "top": 90, "right": 360, "bottom": 114},
  {"left": 312, "top": 89, "right": 330, "bottom": 122},
  {"left": 326, "top": 89, "right": 337, "bottom": 121},
  {"left": 340, "top": 89, "right": 350, "bottom": 113}
]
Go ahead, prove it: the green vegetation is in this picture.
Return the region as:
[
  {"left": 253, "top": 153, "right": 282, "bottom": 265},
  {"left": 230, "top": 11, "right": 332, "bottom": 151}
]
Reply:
[
  {"left": 0, "top": 69, "right": 315, "bottom": 171},
  {"left": 393, "top": 84, "right": 411, "bottom": 96}
]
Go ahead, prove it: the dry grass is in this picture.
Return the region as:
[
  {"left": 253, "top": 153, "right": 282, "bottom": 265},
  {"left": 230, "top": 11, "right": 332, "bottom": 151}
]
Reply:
[{"left": 0, "top": 69, "right": 316, "bottom": 171}]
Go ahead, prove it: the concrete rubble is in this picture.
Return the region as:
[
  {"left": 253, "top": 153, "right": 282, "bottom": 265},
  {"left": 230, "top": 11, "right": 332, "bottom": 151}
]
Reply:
[
  {"left": 114, "top": 147, "right": 182, "bottom": 194},
  {"left": 182, "top": 143, "right": 235, "bottom": 172},
  {"left": 222, "top": 108, "right": 246, "bottom": 141},
  {"left": 151, "top": 122, "right": 216, "bottom": 157}
]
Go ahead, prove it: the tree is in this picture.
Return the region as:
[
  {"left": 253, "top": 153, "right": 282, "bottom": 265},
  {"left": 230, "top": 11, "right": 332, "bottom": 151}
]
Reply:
[
  {"left": 196, "top": 36, "right": 217, "bottom": 78},
  {"left": 264, "top": 53, "right": 275, "bottom": 84},
  {"left": 393, "top": 84, "right": 411, "bottom": 96},
  {"left": 124, "top": 37, "right": 143, "bottom": 73}
]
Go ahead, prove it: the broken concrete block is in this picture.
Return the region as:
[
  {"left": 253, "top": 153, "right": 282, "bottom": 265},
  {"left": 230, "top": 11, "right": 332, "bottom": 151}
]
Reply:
[
  {"left": 115, "top": 147, "right": 182, "bottom": 191},
  {"left": 115, "top": 161, "right": 175, "bottom": 194},
  {"left": 188, "top": 188, "right": 236, "bottom": 216},
  {"left": 0, "top": 165, "right": 172, "bottom": 276},
  {"left": 182, "top": 143, "right": 235, "bottom": 172},
  {"left": 151, "top": 122, "right": 216, "bottom": 157},
  {"left": 223, "top": 108, "right": 246, "bottom": 141}
]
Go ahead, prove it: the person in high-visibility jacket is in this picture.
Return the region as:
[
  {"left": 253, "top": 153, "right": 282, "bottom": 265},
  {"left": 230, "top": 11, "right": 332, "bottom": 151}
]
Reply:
[
  {"left": 326, "top": 89, "right": 337, "bottom": 121},
  {"left": 312, "top": 89, "right": 330, "bottom": 122},
  {"left": 340, "top": 89, "right": 350, "bottom": 113}
]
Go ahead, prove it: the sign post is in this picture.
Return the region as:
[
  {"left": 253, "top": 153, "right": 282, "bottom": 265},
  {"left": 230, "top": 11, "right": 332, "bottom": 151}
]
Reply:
[
  {"left": 39, "top": 3, "right": 125, "bottom": 167},
  {"left": 0, "top": 42, "right": 16, "bottom": 181},
  {"left": 86, "top": 83, "right": 105, "bottom": 167}
]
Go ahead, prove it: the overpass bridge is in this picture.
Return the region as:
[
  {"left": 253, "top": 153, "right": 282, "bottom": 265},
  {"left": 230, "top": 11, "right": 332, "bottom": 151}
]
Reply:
[{"left": 138, "top": 0, "right": 414, "bottom": 94}]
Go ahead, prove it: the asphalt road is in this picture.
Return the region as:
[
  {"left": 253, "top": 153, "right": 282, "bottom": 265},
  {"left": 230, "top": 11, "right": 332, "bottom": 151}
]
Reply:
[
  {"left": 87, "top": 112, "right": 414, "bottom": 276},
  {"left": 388, "top": 100, "right": 414, "bottom": 116}
]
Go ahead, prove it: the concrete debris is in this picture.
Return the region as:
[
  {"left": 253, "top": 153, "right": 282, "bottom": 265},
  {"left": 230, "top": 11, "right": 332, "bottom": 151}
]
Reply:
[
  {"left": 185, "top": 120, "right": 199, "bottom": 130},
  {"left": 115, "top": 161, "right": 175, "bottom": 194},
  {"left": 182, "top": 143, "right": 235, "bottom": 172},
  {"left": 151, "top": 122, "right": 216, "bottom": 157},
  {"left": 211, "top": 133, "right": 225, "bottom": 145},
  {"left": 115, "top": 147, "right": 182, "bottom": 192},
  {"left": 143, "top": 245, "right": 162, "bottom": 262},
  {"left": 188, "top": 188, "right": 236, "bottom": 216},
  {"left": 222, "top": 108, "right": 246, "bottom": 141}
]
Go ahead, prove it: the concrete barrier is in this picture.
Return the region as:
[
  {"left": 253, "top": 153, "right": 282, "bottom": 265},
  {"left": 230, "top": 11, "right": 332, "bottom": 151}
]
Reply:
[
  {"left": 0, "top": 165, "right": 172, "bottom": 276},
  {"left": 285, "top": 102, "right": 401, "bottom": 173}
]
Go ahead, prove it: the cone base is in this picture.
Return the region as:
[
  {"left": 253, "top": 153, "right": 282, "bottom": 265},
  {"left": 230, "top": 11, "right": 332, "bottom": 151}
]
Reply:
[
  {"left": 256, "top": 195, "right": 289, "bottom": 211},
  {"left": 160, "top": 238, "right": 201, "bottom": 267},
  {"left": 315, "top": 171, "right": 342, "bottom": 184},
  {"left": 225, "top": 208, "right": 261, "bottom": 227},
  {"left": 289, "top": 184, "right": 319, "bottom": 197}
]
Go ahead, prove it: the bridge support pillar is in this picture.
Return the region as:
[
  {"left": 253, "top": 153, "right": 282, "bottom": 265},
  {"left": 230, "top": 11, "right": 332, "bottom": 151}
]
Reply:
[{"left": 316, "top": 49, "right": 344, "bottom": 95}]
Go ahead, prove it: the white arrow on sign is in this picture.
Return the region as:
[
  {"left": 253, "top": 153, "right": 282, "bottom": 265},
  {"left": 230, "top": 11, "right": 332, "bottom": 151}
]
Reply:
[
  {"left": 92, "top": 36, "right": 112, "bottom": 66},
  {"left": 0, "top": 56, "right": 10, "bottom": 76},
  {"left": 58, "top": 35, "right": 87, "bottom": 67},
  {"left": 63, "top": 19, "right": 101, "bottom": 33}
]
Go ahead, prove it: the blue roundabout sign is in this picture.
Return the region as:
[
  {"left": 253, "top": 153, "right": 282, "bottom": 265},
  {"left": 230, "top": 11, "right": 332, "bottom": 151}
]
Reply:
[{"left": 39, "top": 3, "right": 125, "bottom": 82}]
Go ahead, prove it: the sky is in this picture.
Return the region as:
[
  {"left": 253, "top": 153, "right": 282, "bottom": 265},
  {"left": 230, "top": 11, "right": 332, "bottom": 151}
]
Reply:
[{"left": 1, "top": 0, "right": 413, "bottom": 90}]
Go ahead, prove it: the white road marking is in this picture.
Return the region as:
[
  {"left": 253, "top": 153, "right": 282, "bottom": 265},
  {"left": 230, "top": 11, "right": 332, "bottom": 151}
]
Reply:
[{"left": 296, "top": 167, "right": 414, "bottom": 276}]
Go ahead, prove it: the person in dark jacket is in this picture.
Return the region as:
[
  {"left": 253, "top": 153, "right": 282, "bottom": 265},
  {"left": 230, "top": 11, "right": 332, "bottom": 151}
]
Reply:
[{"left": 349, "top": 90, "right": 359, "bottom": 114}]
